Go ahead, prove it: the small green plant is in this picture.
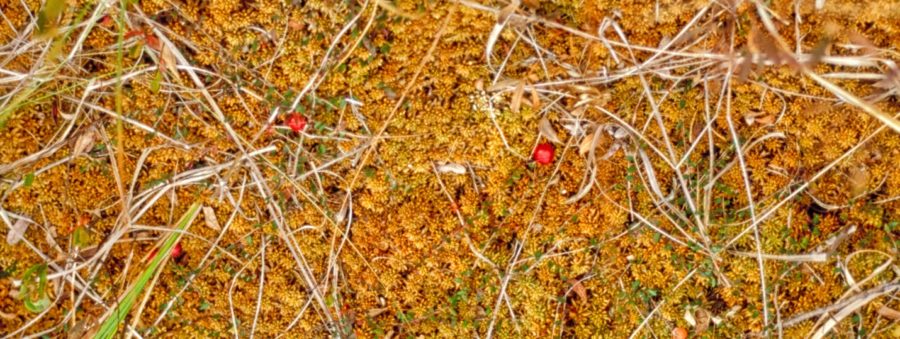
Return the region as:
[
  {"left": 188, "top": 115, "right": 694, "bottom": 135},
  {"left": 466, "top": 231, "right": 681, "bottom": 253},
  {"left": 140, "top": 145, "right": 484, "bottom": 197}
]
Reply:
[{"left": 20, "top": 263, "right": 51, "bottom": 313}]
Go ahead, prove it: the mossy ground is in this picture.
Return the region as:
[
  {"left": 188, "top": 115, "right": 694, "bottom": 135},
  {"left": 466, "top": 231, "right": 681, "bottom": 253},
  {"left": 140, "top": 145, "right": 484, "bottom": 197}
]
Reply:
[{"left": 1, "top": 0, "right": 898, "bottom": 337}]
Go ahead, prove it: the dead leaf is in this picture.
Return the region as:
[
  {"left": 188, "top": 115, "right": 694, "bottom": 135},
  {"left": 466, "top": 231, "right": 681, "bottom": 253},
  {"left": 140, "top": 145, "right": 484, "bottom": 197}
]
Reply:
[
  {"left": 877, "top": 305, "right": 900, "bottom": 320},
  {"left": 539, "top": 117, "right": 561, "bottom": 144},
  {"left": 437, "top": 163, "right": 467, "bottom": 175},
  {"left": 498, "top": 0, "right": 520, "bottom": 23},
  {"left": 847, "top": 166, "right": 870, "bottom": 197},
  {"left": 202, "top": 206, "right": 221, "bottom": 231},
  {"left": 694, "top": 307, "right": 711, "bottom": 334},
  {"left": 71, "top": 128, "right": 96, "bottom": 158},
  {"left": 288, "top": 20, "right": 305, "bottom": 31},
  {"left": 579, "top": 127, "right": 603, "bottom": 156},
  {"left": 485, "top": 23, "right": 504, "bottom": 65},
  {"left": 848, "top": 31, "right": 876, "bottom": 54},
  {"left": 510, "top": 81, "right": 525, "bottom": 113},
  {"left": 568, "top": 279, "right": 587, "bottom": 300},
  {"left": 487, "top": 78, "right": 519, "bottom": 92},
  {"left": 367, "top": 307, "right": 388, "bottom": 318},
  {"left": 160, "top": 44, "right": 179, "bottom": 79},
  {"left": 756, "top": 114, "right": 775, "bottom": 126},
  {"left": 578, "top": 135, "right": 594, "bottom": 156},
  {"left": 529, "top": 86, "right": 541, "bottom": 108},
  {"left": 6, "top": 218, "right": 28, "bottom": 245}
]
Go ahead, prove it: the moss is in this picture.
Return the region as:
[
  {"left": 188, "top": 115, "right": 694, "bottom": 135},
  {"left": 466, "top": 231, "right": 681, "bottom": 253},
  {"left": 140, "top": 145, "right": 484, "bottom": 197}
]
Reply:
[{"left": 1, "top": 0, "right": 899, "bottom": 337}]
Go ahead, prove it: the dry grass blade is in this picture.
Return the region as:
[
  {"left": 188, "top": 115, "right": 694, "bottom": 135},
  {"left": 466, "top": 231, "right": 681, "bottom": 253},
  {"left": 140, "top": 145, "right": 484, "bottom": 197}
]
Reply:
[
  {"left": 810, "top": 284, "right": 899, "bottom": 339},
  {"left": 876, "top": 305, "right": 900, "bottom": 320}
]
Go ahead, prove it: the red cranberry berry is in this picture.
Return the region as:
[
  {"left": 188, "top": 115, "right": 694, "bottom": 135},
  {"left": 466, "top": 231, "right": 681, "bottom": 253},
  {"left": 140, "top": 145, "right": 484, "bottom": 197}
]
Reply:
[
  {"left": 533, "top": 143, "right": 555, "bottom": 165},
  {"left": 286, "top": 113, "right": 307, "bottom": 132}
]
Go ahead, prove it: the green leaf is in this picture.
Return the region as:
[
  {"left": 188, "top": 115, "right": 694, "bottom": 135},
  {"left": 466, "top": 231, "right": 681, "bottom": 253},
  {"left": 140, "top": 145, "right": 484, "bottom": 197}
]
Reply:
[
  {"left": 20, "top": 264, "right": 50, "bottom": 313},
  {"left": 151, "top": 71, "right": 162, "bottom": 93},
  {"left": 23, "top": 172, "right": 34, "bottom": 188},
  {"left": 72, "top": 226, "right": 90, "bottom": 248},
  {"left": 94, "top": 202, "right": 202, "bottom": 339},
  {"left": 37, "top": 0, "right": 66, "bottom": 35}
]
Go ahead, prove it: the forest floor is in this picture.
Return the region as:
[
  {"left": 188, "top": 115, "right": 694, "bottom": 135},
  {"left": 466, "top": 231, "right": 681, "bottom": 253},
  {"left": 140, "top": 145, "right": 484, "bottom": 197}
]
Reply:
[{"left": 0, "top": 0, "right": 899, "bottom": 337}]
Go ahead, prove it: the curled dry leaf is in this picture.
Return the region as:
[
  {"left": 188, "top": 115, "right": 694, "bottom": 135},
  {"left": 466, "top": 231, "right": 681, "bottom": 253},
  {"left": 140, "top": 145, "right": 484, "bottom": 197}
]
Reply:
[
  {"left": 530, "top": 86, "right": 540, "bottom": 108},
  {"left": 539, "top": 117, "right": 561, "bottom": 144},
  {"left": 160, "top": 44, "right": 179, "bottom": 79},
  {"left": 367, "top": 307, "right": 388, "bottom": 318},
  {"left": 71, "top": 128, "right": 96, "bottom": 158},
  {"left": 693, "top": 307, "right": 711, "bottom": 334},
  {"left": 437, "top": 163, "right": 467, "bottom": 175},
  {"left": 59, "top": 111, "right": 76, "bottom": 120},
  {"left": 847, "top": 165, "right": 870, "bottom": 198},
  {"left": 511, "top": 81, "right": 525, "bottom": 113},
  {"left": 202, "top": 206, "right": 221, "bottom": 231},
  {"left": 743, "top": 110, "right": 767, "bottom": 126},
  {"left": 6, "top": 218, "right": 28, "bottom": 245},
  {"left": 578, "top": 126, "right": 603, "bottom": 156},
  {"left": 568, "top": 279, "right": 587, "bottom": 300}
]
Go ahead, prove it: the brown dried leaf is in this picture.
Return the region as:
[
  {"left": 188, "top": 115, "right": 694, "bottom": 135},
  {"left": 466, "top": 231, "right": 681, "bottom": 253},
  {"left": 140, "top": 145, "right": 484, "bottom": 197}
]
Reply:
[
  {"left": 6, "top": 218, "right": 28, "bottom": 245},
  {"left": 437, "top": 163, "right": 466, "bottom": 175},
  {"left": 529, "top": 86, "right": 540, "bottom": 108},
  {"left": 578, "top": 135, "right": 594, "bottom": 156},
  {"left": 72, "top": 128, "right": 96, "bottom": 158},
  {"left": 160, "top": 44, "right": 179, "bottom": 79},
  {"left": 848, "top": 31, "right": 877, "bottom": 54},
  {"left": 568, "top": 279, "right": 587, "bottom": 300},
  {"left": 539, "top": 117, "right": 561, "bottom": 144},
  {"left": 202, "top": 206, "right": 221, "bottom": 231},
  {"left": 511, "top": 81, "right": 525, "bottom": 113},
  {"left": 498, "top": 0, "right": 520, "bottom": 23},
  {"left": 847, "top": 166, "right": 869, "bottom": 197},
  {"left": 694, "top": 308, "right": 711, "bottom": 334},
  {"left": 487, "top": 78, "right": 519, "bottom": 92},
  {"left": 367, "top": 307, "right": 388, "bottom": 318},
  {"left": 288, "top": 20, "right": 305, "bottom": 31},
  {"left": 755, "top": 114, "right": 776, "bottom": 126}
]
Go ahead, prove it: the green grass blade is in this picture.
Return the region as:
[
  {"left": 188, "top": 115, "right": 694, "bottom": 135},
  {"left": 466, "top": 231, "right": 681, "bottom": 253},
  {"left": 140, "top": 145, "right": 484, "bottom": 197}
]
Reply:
[{"left": 93, "top": 202, "right": 201, "bottom": 339}]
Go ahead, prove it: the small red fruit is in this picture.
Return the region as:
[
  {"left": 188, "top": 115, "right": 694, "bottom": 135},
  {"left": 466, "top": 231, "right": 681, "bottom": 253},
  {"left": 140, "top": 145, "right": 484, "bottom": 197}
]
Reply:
[
  {"left": 147, "top": 242, "right": 185, "bottom": 261},
  {"left": 170, "top": 242, "right": 185, "bottom": 260},
  {"left": 533, "top": 142, "right": 555, "bottom": 165},
  {"left": 286, "top": 113, "right": 307, "bottom": 132}
]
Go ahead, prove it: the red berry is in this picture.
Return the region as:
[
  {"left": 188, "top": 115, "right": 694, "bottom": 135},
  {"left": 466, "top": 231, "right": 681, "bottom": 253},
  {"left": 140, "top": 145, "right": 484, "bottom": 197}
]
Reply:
[
  {"left": 533, "top": 143, "right": 555, "bottom": 165},
  {"left": 148, "top": 242, "right": 185, "bottom": 262},
  {"left": 170, "top": 242, "right": 185, "bottom": 259},
  {"left": 286, "top": 113, "right": 307, "bottom": 132}
]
